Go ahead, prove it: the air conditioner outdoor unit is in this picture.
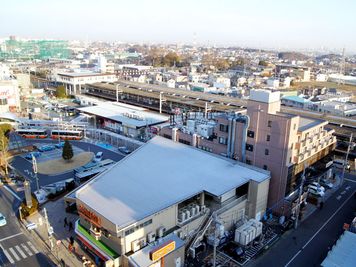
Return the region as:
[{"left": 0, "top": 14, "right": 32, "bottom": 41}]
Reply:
[
  {"left": 190, "top": 206, "right": 196, "bottom": 216},
  {"left": 157, "top": 226, "right": 166, "bottom": 238},
  {"left": 185, "top": 209, "right": 191, "bottom": 219},
  {"left": 179, "top": 210, "right": 186, "bottom": 222},
  {"left": 147, "top": 232, "right": 156, "bottom": 243},
  {"left": 131, "top": 240, "right": 140, "bottom": 252},
  {"left": 139, "top": 237, "right": 147, "bottom": 248}
]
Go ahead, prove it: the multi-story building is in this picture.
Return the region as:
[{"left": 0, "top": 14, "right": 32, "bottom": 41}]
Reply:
[
  {"left": 160, "top": 89, "right": 336, "bottom": 212},
  {"left": 75, "top": 136, "right": 270, "bottom": 267},
  {"left": 57, "top": 71, "right": 117, "bottom": 95}
]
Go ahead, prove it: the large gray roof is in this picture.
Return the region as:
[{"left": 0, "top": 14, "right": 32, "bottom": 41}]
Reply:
[{"left": 76, "top": 136, "right": 270, "bottom": 229}]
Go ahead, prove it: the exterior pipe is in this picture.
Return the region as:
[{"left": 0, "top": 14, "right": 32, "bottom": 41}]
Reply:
[
  {"left": 241, "top": 114, "right": 250, "bottom": 163},
  {"left": 230, "top": 116, "right": 237, "bottom": 159},
  {"left": 226, "top": 117, "right": 234, "bottom": 157}
]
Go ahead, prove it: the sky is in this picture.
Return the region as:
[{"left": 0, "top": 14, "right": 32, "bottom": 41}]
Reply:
[{"left": 1, "top": 0, "right": 355, "bottom": 52}]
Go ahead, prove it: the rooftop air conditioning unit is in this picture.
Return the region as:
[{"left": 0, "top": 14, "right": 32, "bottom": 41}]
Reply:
[
  {"left": 185, "top": 209, "right": 191, "bottom": 219},
  {"left": 157, "top": 226, "right": 166, "bottom": 238},
  {"left": 179, "top": 210, "right": 186, "bottom": 222},
  {"left": 147, "top": 232, "right": 156, "bottom": 243},
  {"left": 139, "top": 237, "right": 147, "bottom": 248}
]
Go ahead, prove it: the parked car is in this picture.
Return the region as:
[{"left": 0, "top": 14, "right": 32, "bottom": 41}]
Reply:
[
  {"left": 25, "top": 152, "right": 41, "bottom": 160},
  {"left": 0, "top": 213, "right": 6, "bottom": 227},
  {"left": 308, "top": 187, "right": 325, "bottom": 197},
  {"left": 118, "top": 146, "right": 131, "bottom": 154},
  {"left": 319, "top": 179, "right": 333, "bottom": 189},
  {"left": 309, "top": 182, "right": 325, "bottom": 192},
  {"left": 55, "top": 142, "right": 65, "bottom": 149},
  {"left": 38, "top": 145, "right": 55, "bottom": 152},
  {"left": 93, "top": 152, "right": 103, "bottom": 162}
]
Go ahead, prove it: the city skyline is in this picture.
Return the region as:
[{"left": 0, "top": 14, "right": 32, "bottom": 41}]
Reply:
[{"left": 1, "top": 0, "right": 356, "bottom": 52}]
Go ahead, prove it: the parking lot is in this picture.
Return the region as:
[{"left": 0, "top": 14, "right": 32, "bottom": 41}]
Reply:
[{"left": 21, "top": 143, "right": 84, "bottom": 163}]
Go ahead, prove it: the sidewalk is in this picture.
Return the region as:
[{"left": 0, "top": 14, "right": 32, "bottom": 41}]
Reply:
[{"left": 25, "top": 198, "right": 92, "bottom": 267}]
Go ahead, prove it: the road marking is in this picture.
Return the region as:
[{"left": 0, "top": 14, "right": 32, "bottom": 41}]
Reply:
[
  {"left": 345, "top": 178, "right": 356, "bottom": 183},
  {"left": 336, "top": 195, "right": 341, "bottom": 200},
  {"left": 0, "top": 233, "right": 23, "bottom": 242},
  {"left": 21, "top": 243, "right": 33, "bottom": 256},
  {"left": 27, "top": 241, "right": 39, "bottom": 254},
  {"left": 15, "top": 245, "right": 27, "bottom": 259},
  {"left": 285, "top": 190, "right": 356, "bottom": 267},
  {"left": 346, "top": 186, "right": 351, "bottom": 190},
  {"left": 8, "top": 247, "right": 20, "bottom": 261},
  {"left": 341, "top": 190, "right": 346, "bottom": 195},
  {"left": 3, "top": 186, "right": 22, "bottom": 201},
  {"left": 2, "top": 248, "right": 15, "bottom": 264}
]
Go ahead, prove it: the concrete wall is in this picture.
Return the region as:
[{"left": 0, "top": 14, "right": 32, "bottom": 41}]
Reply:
[
  {"left": 247, "top": 179, "right": 270, "bottom": 220},
  {"left": 121, "top": 205, "right": 177, "bottom": 254}
]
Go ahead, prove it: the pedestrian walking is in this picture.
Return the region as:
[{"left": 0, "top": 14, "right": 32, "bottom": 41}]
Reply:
[
  {"left": 320, "top": 201, "right": 324, "bottom": 210},
  {"left": 69, "top": 221, "right": 73, "bottom": 231},
  {"left": 60, "top": 259, "right": 66, "bottom": 267},
  {"left": 70, "top": 236, "right": 74, "bottom": 245}
]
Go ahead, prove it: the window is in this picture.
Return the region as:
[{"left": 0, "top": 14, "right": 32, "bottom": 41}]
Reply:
[
  {"left": 219, "top": 137, "right": 228, "bottom": 145},
  {"left": 179, "top": 139, "right": 190, "bottom": 145},
  {"left": 293, "top": 124, "right": 297, "bottom": 130},
  {"left": 125, "top": 219, "right": 152, "bottom": 236},
  {"left": 265, "top": 149, "right": 269, "bottom": 155},
  {"left": 246, "top": 144, "right": 254, "bottom": 152},
  {"left": 219, "top": 124, "right": 229, "bottom": 132},
  {"left": 291, "top": 143, "right": 294, "bottom": 149},
  {"left": 267, "top": 120, "right": 272, "bottom": 127},
  {"left": 163, "top": 134, "right": 171, "bottom": 139},
  {"left": 266, "top": 135, "right": 271, "bottom": 142},
  {"left": 263, "top": 165, "right": 268, "bottom": 170},
  {"left": 289, "top": 157, "right": 292, "bottom": 163},
  {"left": 247, "top": 130, "right": 255, "bottom": 138},
  {"left": 246, "top": 159, "right": 252, "bottom": 165}
]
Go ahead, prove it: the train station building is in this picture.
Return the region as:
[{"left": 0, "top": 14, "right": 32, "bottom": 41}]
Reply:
[{"left": 75, "top": 136, "right": 270, "bottom": 267}]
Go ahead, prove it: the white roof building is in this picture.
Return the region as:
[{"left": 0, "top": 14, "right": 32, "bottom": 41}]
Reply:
[{"left": 76, "top": 136, "right": 270, "bottom": 229}]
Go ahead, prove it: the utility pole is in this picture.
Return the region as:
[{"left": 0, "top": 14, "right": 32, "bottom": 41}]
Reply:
[
  {"left": 212, "top": 213, "right": 219, "bottom": 267},
  {"left": 294, "top": 163, "right": 307, "bottom": 229},
  {"left": 44, "top": 208, "right": 54, "bottom": 251},
  {"left": 341, "top": 133, "right": 353, "bottom": 185},
  {"left": 32, "top": 154, "right": 39, "bottom": 192}
]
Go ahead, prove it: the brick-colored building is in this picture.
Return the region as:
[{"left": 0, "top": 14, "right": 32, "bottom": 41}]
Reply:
[{"left": 160, "top": 89, "right": 336, "bottom": 211}]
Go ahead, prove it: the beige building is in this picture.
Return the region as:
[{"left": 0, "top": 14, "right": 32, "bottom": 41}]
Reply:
[{"left": 75, "top": 136, "right": 270, "bottom": 267}]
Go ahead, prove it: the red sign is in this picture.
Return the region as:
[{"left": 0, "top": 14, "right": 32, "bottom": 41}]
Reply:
[{"left": 78, "top": 205, "right": 102, "bottom": 227}]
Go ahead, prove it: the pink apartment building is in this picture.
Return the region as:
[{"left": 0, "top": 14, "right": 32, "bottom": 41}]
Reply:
[{"left": 160, "top": 89, "right": 336, "bottom": 212}]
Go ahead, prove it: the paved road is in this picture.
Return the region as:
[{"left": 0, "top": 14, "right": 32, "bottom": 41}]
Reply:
[
  {"left": 250, "top": 172, "right": 356, "bottom": 267},
  {"left": 0, "top": 186, "right": 55, "bottom": 266},
  {"left": 11, "top": 139, "right": 124, "bottom": 191}
]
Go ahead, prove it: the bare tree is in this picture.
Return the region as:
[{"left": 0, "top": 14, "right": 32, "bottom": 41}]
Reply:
[{"left": 0, "top": 131, "right": 10, "bottom": 177}]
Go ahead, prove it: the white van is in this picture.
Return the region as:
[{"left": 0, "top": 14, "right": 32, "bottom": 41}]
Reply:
[
  {"left": 94, "top": 152, "right": 103, "bottom": 162},
  {"left": 333, "top": 159, "right": 350, "bottom": 170}
]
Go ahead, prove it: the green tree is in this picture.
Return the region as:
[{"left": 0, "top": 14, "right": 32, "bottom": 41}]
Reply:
[
  {"left": 62, "top": 140, "right": 73, "bottom": 161},
  {"left": 56, "top": 85, "right": 67, "bottom": 98},
  {"left": 258, "top": 60, "right": 269, "bottom": 67}
]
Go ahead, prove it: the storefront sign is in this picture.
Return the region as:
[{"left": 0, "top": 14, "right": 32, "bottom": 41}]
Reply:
[
  {"left": 149, "top": 240, "right": 175, "bottom": 262},
  {"left": 78, "top": 205, "right": 102, "bottom": 226}
]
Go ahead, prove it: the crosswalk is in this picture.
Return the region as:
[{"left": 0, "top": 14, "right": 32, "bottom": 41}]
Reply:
[{"left": 2, "top": 241, "right": 39, "bottom": 264}]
